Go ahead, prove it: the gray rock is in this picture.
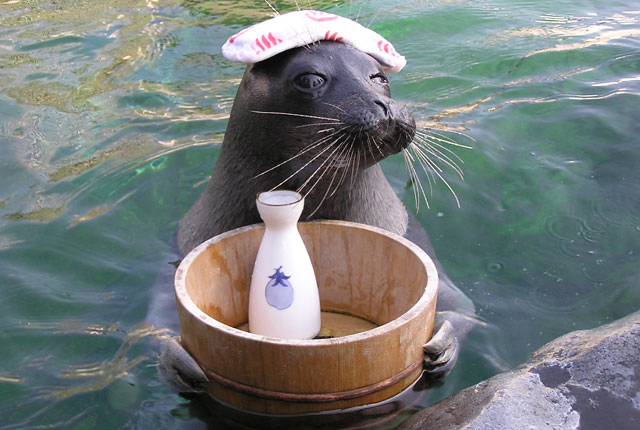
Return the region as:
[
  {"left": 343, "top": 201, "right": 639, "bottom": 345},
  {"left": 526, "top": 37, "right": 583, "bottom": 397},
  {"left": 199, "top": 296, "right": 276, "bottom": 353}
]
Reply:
[{"left": 399, "top": 310, "right": 640, "bottom": 430}]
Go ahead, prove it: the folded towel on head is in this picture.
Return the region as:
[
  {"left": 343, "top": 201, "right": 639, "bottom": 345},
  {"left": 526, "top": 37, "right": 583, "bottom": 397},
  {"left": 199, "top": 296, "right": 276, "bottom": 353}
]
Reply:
[{"left": 222, "top": 10, "right": 406, "bottom": 73}]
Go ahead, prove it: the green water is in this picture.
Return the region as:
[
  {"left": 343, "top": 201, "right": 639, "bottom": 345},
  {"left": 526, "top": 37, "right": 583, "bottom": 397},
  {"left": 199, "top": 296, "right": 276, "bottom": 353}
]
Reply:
[{"left": 1, "top": 0, "right": 639, "bottom": 428}]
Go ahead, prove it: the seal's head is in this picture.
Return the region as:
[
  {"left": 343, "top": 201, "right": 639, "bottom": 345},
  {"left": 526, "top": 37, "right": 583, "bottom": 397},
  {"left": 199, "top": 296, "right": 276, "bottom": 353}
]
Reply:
[
  {"left": 178, "top": 14, "right": 418, "bottom": 251},
  {"left": 228, "top": 41, "right": 416, "bottom": 190}
]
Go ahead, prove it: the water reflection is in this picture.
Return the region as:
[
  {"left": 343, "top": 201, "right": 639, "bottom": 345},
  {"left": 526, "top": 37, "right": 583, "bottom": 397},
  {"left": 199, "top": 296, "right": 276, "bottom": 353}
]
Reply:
[{"left": 133, "top": 375, "right": 431, "bottom": 430}]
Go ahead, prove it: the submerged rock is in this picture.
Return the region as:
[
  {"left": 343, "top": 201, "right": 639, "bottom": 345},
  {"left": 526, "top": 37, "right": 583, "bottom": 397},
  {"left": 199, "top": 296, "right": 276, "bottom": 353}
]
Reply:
[{"left": 399, "top": 310, "right": 640, "bottom": 430}]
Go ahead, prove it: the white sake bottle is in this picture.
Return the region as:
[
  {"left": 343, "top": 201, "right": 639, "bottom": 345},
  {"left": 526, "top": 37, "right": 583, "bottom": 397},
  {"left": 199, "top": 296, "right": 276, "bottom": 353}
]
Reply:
[{"left": 248, "top": 190, "right": 321, "bottom": 339}]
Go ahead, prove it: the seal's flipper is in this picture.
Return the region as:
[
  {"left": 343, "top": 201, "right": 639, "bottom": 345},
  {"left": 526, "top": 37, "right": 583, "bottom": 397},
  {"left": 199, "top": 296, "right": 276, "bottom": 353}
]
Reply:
[
  {"left": 423, "top": 319, "right": 459, "bottom": 379},
  {"left": 158, "top": 337, "right": 208, "bottom": 393}
]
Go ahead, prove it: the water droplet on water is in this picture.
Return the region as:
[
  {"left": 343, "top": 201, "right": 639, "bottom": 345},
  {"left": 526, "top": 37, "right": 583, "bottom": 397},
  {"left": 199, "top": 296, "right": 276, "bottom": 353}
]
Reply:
[
  {"left": 546, "top": 215, "right": 582, "bottom": 241},
  {"left": 150, "top": 156, "right": 166, "bottom": 170},
  {"left": 487, "top": 261, "right": 504, "bottom": 273}
]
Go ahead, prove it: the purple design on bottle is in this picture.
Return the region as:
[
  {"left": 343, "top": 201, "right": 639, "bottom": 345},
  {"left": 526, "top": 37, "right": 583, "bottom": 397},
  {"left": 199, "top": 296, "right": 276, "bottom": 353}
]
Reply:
[{"left": 265, "top": 266, "right": 294, "bottom": 310}]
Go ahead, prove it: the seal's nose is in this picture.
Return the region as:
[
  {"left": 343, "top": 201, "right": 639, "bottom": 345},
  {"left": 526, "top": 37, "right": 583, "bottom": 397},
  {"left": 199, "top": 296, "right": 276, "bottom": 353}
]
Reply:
[{"left": 374, "top": 99, "right": 390, "bottom": 118}]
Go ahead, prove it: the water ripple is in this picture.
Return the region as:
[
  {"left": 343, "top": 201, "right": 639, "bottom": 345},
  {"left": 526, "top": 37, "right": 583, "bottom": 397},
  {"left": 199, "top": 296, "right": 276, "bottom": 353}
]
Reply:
[
  {"left": 0, "top": 323, "right": 170, "bottom": 430},
  {"left": 546, "top": 214, "right": 583, "bottom": 241}
]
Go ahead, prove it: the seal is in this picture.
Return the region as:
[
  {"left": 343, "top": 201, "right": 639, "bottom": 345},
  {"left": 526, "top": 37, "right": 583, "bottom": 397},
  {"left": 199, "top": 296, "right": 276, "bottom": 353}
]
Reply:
[{"left": 162, "top": 41, "right": 475, "bottom": 391}]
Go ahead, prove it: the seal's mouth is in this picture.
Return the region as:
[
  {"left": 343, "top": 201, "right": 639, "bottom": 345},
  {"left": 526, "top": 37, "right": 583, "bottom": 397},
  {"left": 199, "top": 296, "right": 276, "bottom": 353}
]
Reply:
[
  {"left": 332, "top": 99, "right": 416, "bottom": 161},
  {"left": 337, "top": 116, "right": 416, "bottom": 162},
  {"left": 291, "top": 113, "right": 416, "bottom": 176}
]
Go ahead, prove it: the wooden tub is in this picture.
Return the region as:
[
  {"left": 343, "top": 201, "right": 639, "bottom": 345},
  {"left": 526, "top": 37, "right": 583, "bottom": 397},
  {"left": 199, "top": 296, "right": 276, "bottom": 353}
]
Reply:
[{"left": 175, "top": 220, "right": 438, "bottom": 414}]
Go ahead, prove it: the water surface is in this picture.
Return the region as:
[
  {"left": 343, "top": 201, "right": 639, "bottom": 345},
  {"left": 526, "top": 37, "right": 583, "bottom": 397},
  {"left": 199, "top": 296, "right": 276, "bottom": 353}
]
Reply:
[{"left": 1, "top": 0, "right": 639, "bottom": 428}]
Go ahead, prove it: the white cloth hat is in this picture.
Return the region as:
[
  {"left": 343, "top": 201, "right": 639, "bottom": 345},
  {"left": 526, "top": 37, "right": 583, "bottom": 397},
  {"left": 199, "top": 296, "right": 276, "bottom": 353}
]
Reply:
[{"left": 221, "top": 10, "right": 406, "bottom": 73}]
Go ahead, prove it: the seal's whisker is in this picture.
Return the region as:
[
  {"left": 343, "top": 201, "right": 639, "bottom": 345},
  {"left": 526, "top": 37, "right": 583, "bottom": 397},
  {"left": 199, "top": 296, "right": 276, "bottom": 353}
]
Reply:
[
  {"left": 363, "top": 134, "right": 372, "bottom": 164},
  {"left": 251, "top": 110, "right": 341, "bottom": 122},
  {"left": 366, "top": 8, "right": 382, "bottom": 29},
  {"left": 333, "top": 142, "right": 356, "bottom": 195},
  {"left": 365, "top": 133, "right": 379, "bottom": 162},
  {"left": 253, "top": 127, "right": 347, "bottom": 179},
  {"left": 335, "top": 133, "right": 358, "bottom": 191},
  {"left": 307, "top": 141, "right": 350, "bottom": 217},
  {"left": 411, "top": 150, "right": 432, "bottom": 210},
  {"left": 415, "top": 129, "right": 468, "bottom": 163},
  {"left": 268, "top": 132, "right": 347, "bottom": 191},
  {"left": 412, "top": 127, "right": 473, "bottom": 183},
  {"left": 412, "top": 136, "right": 465, "bottom": 180},
  {"left": 415, "top": 128, "right": 467, "bottom": 145},
  {"left": 298, "top": 136, "right": 348, "bottom": 199},
  {"left": 414, "top": 141, "right": 464, "bottom": 180},
  {"left": 403, "top": 149, "right": 430, "bottom": 211},
  {"left": 293, "top": 132, "right": 349, "bottom": 193},
  {"left": 403, "top": 151, "right": 420, "bottom": 211},
  {"left": 349, "top": 136, "right": 360, "bottom": 188},
  {"left": 310, "top": 141, "right": 353, "bottom": 212},
  {"left": 253, "top": 136, "right": 330, "bottom": 179},
  {"left": 410, "top": 142, "right": 461, "bottom": 208},
  {"left": 302, "top": 136, "right": 348, "bottom": 193},
  {"left": 352, "top": 143, "right": 361, "bottom": 189},
  {"left": 411, "top": 143, "right": 445, "bottom": 181},
  {"left": 263, "top": 0, "right": 280, "bottom": 15},
  {"left": 417, "top": 127, "right": 476, "bottom": 147},
  {"left": 320, "top": 101, "right": 347, "bottom": 114},
  {"left": 372, "top": 135, "right": 386, "bottom": 158},
  {"left": 294, "top": 122, "right": 345, "bottom": 129},
  {"left": 407, "top": 146, "right": 436, "bottom": 192},
  {"left": 353, "top": 4, "right": 364, "bottom": 24},
  {"left": 326, "top": 138, "right": 354, "bottom": 198}
]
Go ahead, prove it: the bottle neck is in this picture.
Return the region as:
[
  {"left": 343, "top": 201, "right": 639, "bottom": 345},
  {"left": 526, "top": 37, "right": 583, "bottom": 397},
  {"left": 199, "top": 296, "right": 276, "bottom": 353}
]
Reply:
[{"left": 257, "top": 196, "right": 304, "bottom": 230}]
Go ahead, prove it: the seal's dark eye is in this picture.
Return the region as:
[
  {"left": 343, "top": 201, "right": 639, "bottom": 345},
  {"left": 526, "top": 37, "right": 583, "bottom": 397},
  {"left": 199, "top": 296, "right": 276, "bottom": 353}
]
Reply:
[
  {"left": 370, "top": 73, "right": 389, "bottom": 85},
  {"left": 294, "top": 73, "right": 326, "bottom": 91}
]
